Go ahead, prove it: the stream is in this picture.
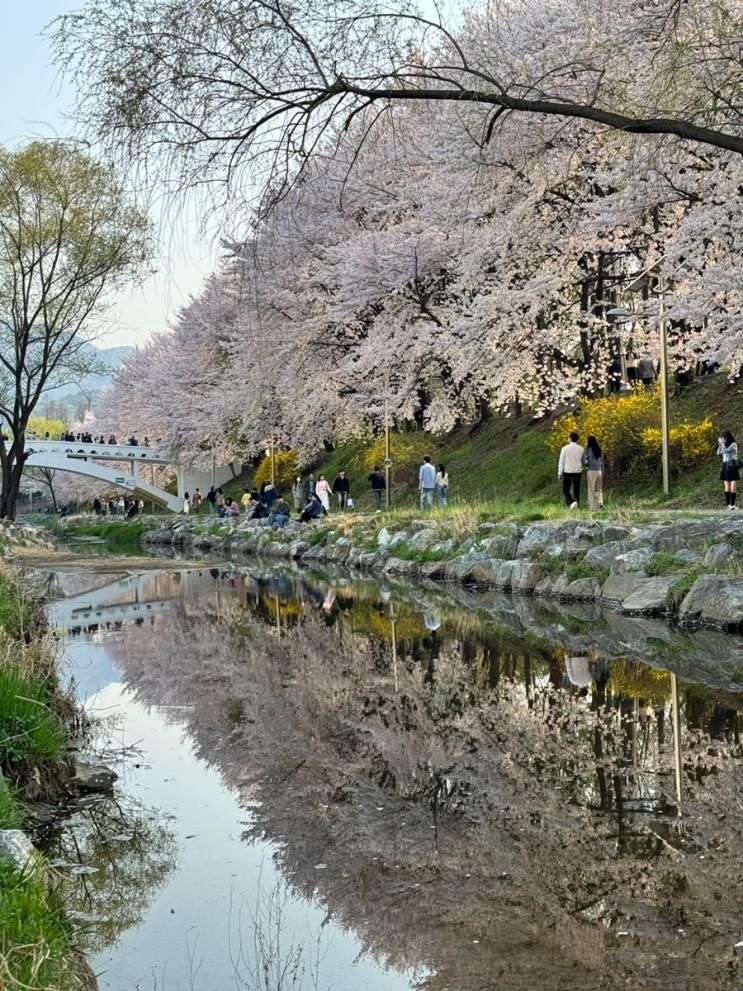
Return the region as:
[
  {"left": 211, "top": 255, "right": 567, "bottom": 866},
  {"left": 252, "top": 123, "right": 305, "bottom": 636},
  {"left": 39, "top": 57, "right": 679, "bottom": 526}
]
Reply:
[{"left": 42, "top": 553, "right": 743, "bottom": 991}]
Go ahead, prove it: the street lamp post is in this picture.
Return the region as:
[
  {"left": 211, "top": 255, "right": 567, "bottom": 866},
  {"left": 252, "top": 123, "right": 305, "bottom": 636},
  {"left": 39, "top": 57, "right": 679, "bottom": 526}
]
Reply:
[
  {"left": 657, "top": 275, "right": 671, "bottom": 496},
  {"left": 384, "top": 397, "right": 391, "bottom": 509},
  {"left": 611, "top": 259, "right": 675, "bottom": 497}
]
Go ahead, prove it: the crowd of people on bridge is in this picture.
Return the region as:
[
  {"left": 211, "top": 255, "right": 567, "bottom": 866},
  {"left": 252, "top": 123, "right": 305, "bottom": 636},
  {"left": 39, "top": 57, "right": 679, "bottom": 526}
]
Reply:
[{"left": 57, "top": 431, "right": 154, "bottom": 447}]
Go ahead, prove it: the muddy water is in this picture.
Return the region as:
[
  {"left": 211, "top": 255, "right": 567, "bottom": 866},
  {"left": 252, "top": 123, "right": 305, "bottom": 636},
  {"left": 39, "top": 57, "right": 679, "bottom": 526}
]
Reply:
[{"left": 46, "top": 559, "right": 743, "bottom": 991}]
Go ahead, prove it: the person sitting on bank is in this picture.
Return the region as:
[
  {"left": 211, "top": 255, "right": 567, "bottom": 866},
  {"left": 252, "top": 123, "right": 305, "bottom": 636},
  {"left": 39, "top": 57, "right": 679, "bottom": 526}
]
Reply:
[
  {"left": 300, "top": 493, "right": 326, "bottom": 522},
  {"left": 270, "top": 496, "right": 292, "bottom": 528}
]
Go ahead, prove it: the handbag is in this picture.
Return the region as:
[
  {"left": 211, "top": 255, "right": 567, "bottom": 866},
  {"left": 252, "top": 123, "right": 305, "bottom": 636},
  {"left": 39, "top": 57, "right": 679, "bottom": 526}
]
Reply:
[
  {"left": 347, "top": 496, "right": 354, "bottom": 508},
  {"left": 731, "top": 457, "right": 742, "bottom": 470}
]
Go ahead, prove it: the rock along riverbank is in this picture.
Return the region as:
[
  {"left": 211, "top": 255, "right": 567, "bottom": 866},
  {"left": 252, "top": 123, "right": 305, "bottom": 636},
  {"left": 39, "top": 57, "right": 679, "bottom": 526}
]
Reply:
[{"left": 49, "top": 511, "right": 743, "bottom": 632}]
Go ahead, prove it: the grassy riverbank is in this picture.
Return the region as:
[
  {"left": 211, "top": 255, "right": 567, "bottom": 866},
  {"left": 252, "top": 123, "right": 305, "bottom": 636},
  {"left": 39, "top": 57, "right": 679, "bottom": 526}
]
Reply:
[
  {"left": 205, "top": 373, "right": 741, "bottom": 514},
  {"left": 0, "top": 563, "right": 86, "bottom": 990}
]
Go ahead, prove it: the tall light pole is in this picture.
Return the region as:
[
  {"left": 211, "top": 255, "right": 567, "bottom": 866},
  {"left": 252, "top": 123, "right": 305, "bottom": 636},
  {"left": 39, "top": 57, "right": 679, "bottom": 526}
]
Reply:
[
  {"left": 657, "top": 275, "right": 671, "bottom": 496},
  {"left": 617, "top": 255, "right": 676, "bottom": 497},
  {"left": 384, "top": 395, "right": 391, "bottom": 509}
]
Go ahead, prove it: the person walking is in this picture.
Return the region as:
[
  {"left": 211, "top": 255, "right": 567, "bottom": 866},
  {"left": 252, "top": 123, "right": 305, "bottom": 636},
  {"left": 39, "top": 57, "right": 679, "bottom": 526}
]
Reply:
[
  {"left": 625, "top": 350, "right": 638, "bottom": 387},
  {"left": 638, "top": 356, "right": 655, "bottom": 388},
  {"left": 435, "top": 465, "right": 449, "bottom": 507},
  {"left": 558, "top": 432, "right": 584, "bottom": 509},
  {"left": 216, "top": 488, "right": 226, "bottom": 514},
  {"left": 332, "top": 471, "right": 351, "bottom": 510},
  {"left": 292, "top": 475, "right": 305, "bottom": 511},
  {"left": 419, "top": 456, "right": 436, "bottom": 509},
  {"left": 368, "top": 466, "right": 386, "bottom": 511},
  {"left": 192, "top": 489, "right": 202, "bottom": 513},
  {"left": 582, "top": 435, "right": 604, "bottom": 510},
  {"left": 306, "top": 473, "right": 316, "bottom": 498},
  {"left": 206, "top": 486, "right": 217, "bottom": 514},
  {"left": 718, "top": 430, "right": 740, "bottom": 509},
  {"left": 183, "top": 491, "right": 190, "bottom": 514},
  {"left": 316, "top": 474, "right": 331, "bottom": 512}
]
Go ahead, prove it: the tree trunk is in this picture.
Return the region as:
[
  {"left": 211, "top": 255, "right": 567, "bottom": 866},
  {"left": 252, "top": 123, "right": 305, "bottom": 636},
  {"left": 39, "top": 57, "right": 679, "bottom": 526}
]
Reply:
[{"left": 0, "top": 433, "right": 27, "bottom": 521}]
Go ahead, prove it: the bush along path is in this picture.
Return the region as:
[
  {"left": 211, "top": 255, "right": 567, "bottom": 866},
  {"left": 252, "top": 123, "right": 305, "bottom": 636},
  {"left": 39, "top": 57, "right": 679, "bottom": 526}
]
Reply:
[
  {"left": 0, "top": 553, "right": 102, "bottom": 990},
  {"left": 46, "top": 510, "right": 743, "bottom": 632}
]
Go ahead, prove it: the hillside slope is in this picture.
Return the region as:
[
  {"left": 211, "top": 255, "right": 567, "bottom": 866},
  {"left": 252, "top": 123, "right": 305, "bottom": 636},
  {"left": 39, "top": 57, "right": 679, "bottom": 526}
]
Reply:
[{"left": 300, "top": 373, "right": 743, "bottom": 512}]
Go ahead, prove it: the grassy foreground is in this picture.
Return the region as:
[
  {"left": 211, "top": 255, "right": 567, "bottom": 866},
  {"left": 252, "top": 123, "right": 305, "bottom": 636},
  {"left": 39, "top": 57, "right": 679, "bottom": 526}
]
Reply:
[{"left": 0, "top": 565, "right": 83, "bottom": 991}]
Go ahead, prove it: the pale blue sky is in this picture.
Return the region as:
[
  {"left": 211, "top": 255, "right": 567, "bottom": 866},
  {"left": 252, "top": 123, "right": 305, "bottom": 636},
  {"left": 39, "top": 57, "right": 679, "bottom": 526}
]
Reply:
[{"left": 0, "top": 0, "right": 216, "bottom": 347}]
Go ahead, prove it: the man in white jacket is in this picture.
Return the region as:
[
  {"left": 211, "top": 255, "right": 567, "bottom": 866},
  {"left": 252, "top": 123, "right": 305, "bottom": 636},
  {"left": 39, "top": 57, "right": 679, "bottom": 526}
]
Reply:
[{"left": 558, "top": 432, "right": 584, "bottom": 509}]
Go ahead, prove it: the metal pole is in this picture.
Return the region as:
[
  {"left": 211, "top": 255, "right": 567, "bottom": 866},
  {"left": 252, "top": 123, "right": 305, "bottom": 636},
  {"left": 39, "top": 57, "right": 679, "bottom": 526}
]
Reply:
[
  {"left": 658, "top": 275, "right": 671, "bottom": 496},
  {"left": 270, "top": 435, "right": 276, "bottom": 486},
  {"left": 384, "top": 396, "right": 391, "bottom": 509}
]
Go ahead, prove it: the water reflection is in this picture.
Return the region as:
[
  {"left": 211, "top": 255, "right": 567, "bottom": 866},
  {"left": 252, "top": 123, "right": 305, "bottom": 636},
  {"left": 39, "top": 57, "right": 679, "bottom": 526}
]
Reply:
[{"left": 47, "top": 563, "right": 743, "bottom": 991}]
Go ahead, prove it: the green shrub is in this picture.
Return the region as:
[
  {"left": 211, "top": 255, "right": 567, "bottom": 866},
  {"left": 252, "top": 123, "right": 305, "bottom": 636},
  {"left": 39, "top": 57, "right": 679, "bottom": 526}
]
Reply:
[{"left": 0, "top": 666, "right": 65, "bottom": 768}]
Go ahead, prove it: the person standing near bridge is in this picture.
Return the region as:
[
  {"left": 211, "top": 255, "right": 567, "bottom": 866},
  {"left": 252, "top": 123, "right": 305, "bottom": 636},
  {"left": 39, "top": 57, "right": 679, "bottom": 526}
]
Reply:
[{"left": 206, "top": 486, "right": 217, "bottom": 514}]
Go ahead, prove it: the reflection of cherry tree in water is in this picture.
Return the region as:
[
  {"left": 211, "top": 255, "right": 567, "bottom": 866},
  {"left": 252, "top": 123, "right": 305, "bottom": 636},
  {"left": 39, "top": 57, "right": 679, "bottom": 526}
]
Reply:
[
  {"left": 50, "top": 794, "right": 178, "bottom": 955},
  {"left": 102, "top": 586, "right": 743, "bottom": 991}
]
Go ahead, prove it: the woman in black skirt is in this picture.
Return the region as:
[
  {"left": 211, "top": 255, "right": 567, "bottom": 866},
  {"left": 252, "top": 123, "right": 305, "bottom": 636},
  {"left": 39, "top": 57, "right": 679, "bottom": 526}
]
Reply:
[{"left": 717, "top": 430, "right": 740, "bottom": 509}]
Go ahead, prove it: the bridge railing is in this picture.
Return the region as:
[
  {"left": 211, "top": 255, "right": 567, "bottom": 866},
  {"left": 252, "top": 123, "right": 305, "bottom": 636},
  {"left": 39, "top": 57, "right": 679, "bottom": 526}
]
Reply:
[{"left": 25, "top": 439, "right": 170, "bottom": 464}]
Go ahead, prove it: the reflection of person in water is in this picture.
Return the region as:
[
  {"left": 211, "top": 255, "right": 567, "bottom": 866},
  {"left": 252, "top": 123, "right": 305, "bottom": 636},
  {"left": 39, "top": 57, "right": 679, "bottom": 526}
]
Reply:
[{"left": 564, "top": 656, "right": 609, "bottom": 702}]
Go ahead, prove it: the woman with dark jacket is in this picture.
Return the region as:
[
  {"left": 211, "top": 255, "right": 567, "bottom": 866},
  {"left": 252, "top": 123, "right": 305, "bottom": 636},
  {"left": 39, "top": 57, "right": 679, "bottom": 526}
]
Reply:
[
  {"left": 718, "top": 430, "right": 740, "bottom": 509},
  {"left": 582, "top": 435, "right": 605, "bottom": 510}
]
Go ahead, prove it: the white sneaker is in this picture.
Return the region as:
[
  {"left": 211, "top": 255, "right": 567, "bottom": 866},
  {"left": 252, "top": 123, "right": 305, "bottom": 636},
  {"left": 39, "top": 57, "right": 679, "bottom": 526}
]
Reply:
[
  {"left": 569, "top": 501, "right": 578, "bottom": 510},
  {"left": 730, "top": 504, "right": 737, "bottom": 510}
]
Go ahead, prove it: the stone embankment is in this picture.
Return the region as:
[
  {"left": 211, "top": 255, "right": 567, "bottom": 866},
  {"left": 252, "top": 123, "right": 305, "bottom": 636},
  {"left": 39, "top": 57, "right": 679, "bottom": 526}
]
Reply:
[{"left": 135, "top": 513, "right": 743, "bottom": 630}]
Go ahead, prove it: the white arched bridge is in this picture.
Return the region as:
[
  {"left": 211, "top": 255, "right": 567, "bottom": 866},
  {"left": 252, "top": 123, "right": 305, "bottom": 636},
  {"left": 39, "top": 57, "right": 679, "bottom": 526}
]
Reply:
[{"left": 24, "top": 440, "right": 238, "bottom": 512}]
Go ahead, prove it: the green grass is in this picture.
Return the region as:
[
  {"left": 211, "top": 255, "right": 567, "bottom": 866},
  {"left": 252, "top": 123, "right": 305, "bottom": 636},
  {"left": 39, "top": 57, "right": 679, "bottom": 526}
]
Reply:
[
  {"left": 669, "top": 566, "right": 706, "bottom": 608},
  {"left": 0, "top": 774, "right": 22, "bottom": 829},
  {"left": 646, "top": 552, "right": 688, "bottom": 576},
  {"left": 0, "top": 572, "right": 35, "bottom": 641},
  {"left": 0, "top": 665, "right": 66, "bottom": 769},
  {"left": 272, "top": 372, "right": 741, "bottom": 514},
  {"left": 564, "top": 562, "right": 610, "bottom": 584},
  {"left": 44, "top": 518, "right": 154, "bottom": 551},
  {"left": 0, "top": 862, "right": 77, "bottom": 991},
  {"left": 386, "top": 541, "right": 458, "bottom": 563}
]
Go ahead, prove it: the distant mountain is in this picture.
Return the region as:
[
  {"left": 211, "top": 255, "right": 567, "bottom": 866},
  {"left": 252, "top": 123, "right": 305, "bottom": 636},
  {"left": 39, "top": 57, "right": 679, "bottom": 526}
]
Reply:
[{"left": 37, "top": 343, "right": 133, "bottom": 421}]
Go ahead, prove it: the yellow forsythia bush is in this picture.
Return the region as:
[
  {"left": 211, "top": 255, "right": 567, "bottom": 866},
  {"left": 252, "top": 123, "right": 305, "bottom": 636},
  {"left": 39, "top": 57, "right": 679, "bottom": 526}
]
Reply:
[
  {"left": 352, "top": 432, "right": 435, "bottom": 475},
  {"left": 548, "top": 389, "right": 713, "bottom": 476},
  {"left": 642, "top": 419, "right": 715, "bottom": 465},
  {"left": 254, "top": 449, "right": 299, "bottom": 489}
]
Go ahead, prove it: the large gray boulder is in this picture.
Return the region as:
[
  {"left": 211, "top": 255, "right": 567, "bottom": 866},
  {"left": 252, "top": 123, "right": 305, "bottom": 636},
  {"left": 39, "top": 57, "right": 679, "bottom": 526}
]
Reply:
[
  {"left": 511, "top": 560, "right": 544, "bottom": 593},
  {"left": 703, "top": 543, "right": 734, "bottom": 568},
  {"left": 679, "top": 575, "right": 743, "bottom": 628},
  {"left": 610, "top": 547, "right": 654, "bottom": 575},
  {"left": 0, "top": 830, "right": 40, "bottom": 872},
  {"left": 515, "top": 523, "right": 561, "bottom": 558},
  {"left": 650, "top": 520, "right": 729, "bottom": 551},
  {"left": 583, "top": 541, "right": 629, "bottom": 570},
  {"left": 563, "top": 577, "right": 603, "bottom": 601},
  {"left": 620, "top": 577, "right": 676, "bottom": 615},
  {"left": 602, "top": 573, "right": 675, "bottom": 614},
  {"left": 73, "top": 760, "right": 118, "bottom": 793}
]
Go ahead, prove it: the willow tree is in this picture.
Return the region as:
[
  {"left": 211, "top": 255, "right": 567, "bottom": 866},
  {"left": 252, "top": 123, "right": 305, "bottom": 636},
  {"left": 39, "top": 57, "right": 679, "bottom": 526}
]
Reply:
[{"left": 0, "top": 141, "right": 149, "bottom": 519}]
